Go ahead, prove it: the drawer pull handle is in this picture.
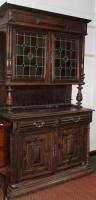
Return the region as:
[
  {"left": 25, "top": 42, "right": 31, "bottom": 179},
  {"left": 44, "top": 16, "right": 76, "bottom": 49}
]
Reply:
[
  {"left": 33, "top": 121, "right": 45, "bottom": 128},
  {"left": 72, "top": 117, "right": 80, "bottom": 123}
]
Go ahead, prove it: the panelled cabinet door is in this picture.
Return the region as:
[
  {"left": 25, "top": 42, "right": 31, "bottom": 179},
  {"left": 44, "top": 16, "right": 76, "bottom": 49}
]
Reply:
[
  {"left": 51, "top": 33, "right": 83, "bottom": 83},
  {"left": 16, "top": 129, "right": 54, "bottom": 181},
  {"left": 57, "top": 125, "right": 87, "bottom": 170},
  {"left": 12, "top": 29, "right": 49, "bottom": 83}
]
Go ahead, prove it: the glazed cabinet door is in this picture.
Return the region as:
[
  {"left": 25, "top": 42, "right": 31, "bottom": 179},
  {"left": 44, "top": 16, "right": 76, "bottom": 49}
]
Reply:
[
  {"left": 12, "top": 28, "right": 50, "bottom": 83},
  {"left": 15, "top": 129, "right": 54, "bottom": 181},
  {"left": 51, "top": 33, "right": 83, "bottom": 84},
  {"left": 56, "top": 124, "right": 88, "bottom": 171}
]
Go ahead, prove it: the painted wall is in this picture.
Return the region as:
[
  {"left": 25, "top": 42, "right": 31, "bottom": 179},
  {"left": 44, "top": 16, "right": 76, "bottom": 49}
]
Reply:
[
  {"left": 72, "top": 3, "right": 96, "bottom": 151},
  {"left": 0, "top": 0, "right": 96, "bottom": 151}
]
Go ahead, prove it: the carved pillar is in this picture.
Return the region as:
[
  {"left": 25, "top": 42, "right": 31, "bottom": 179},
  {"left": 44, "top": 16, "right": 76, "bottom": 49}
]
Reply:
[
  {"left": 6, "top": 25, "right": 13, "bottom": 111},
  {"left": 6, "top": 86, "right": 13, "bottom": 112},
  {"left": 76, "top": 84, "right": 83, "bottom": 108}
]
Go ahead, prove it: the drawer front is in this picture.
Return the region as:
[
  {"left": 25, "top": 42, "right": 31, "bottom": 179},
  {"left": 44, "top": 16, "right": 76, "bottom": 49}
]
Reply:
[
  {"left": 60, "top": 113, "right": 92, "bottom": 126},
  {"left": 15, "top": 113, "right": 91, "bottom": 131},
  {"left": 16, "top": 118, "right": 58, "bottom": 130}
]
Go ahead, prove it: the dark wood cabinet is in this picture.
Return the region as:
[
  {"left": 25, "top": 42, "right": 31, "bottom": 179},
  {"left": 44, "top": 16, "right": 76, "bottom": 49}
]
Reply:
[{"left": 0, "top": 3, "right": 93, "bottom": 199}]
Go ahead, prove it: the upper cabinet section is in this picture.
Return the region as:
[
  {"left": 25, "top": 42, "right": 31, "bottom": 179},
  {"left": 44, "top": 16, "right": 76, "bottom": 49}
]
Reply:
[{"left": 0, "top": 3, "right": 90, "bottom": 85}]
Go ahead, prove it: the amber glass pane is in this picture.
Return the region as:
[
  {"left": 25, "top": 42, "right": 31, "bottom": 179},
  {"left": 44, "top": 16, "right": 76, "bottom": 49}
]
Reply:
[
  {"left": 54, "top": 37, "right": 79, "bottom": 80},
  {"left": 16, "top": 31, "right": 47, "bottom": 79}
]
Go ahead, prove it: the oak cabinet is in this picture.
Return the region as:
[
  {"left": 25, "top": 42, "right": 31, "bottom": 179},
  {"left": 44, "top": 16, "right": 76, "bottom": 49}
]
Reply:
[{"left": 0, "top": 3, "right": 93, "bottom": 200}]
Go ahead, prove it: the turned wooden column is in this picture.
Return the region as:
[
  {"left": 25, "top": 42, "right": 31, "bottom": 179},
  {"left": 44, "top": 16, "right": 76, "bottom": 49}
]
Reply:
[
  {"left": 6, "top": 25, "right": 13, "bottom": 111},
  {"left": 76, "top": 84, "right": 83, "bottom": 107},
  {"left": 76, "top": 71, "right": 85, "bottom": 107}
]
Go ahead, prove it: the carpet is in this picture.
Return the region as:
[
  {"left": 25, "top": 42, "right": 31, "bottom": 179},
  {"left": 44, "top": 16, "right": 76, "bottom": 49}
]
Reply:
[{"left": 1, "top": 173, "right": 96, "bottom": 200}]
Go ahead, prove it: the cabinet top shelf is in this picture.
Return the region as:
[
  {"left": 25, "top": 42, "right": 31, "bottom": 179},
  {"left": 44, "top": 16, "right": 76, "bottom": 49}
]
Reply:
[
  {"left": 0, "top": 2, "right": 91, "bottom": 23},
  {"left": 0, "top": 104, "right": 93, "bottom": 120},
  {"left": 0, "top": 2, "right": 90, "bottom": 35}
]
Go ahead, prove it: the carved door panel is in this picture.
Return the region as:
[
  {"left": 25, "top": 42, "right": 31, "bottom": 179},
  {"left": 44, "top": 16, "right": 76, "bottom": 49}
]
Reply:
[
  {"left": 16, "top": 129, "right": 54, "bottom": 181},
  {"left": 57, "top": 125, "right": 87, "bottom": 170}
]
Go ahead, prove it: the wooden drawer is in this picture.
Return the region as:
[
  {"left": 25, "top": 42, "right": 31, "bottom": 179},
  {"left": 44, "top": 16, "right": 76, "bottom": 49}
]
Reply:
[{"left": 60, "top": 114, "right": 92, "bottom": 126}]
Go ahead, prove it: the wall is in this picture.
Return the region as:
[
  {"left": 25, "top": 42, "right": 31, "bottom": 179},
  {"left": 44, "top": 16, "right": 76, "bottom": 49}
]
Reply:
[
  {"left": 0, "top": 0, "right": 96, "bottom": 151},
  {"left": 72, "top": 3, "right": 96, "bottom": 151}
]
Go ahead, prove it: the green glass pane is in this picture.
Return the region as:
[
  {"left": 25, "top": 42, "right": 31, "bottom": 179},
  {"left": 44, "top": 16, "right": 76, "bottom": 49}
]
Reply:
[
  {"left": 71, "top": 69, "right": 76, "bottom": 76},
  {"left": 66, "top": 69, "right": 70, "bottom": 77},
  {"left": 61, "top": 59, "right": 64, "bottom": 67},
  {"left": 37, "top": 57, "right": 43, "bottom": 66},
  {"left": 17, "top": 66, "right": 23, "bottom": 76},
  {"left": 37, "top": 37, "right": 44, "bottom": 48},
  {"left": 61, "top": 69, "right": 65, "bottom": 77},
  {"left": 61, "top": 40, "right": 65, "bottom": 49},
  {"left": 71, "top": 61, "right": 76, "bottom": 68},
  {"left": 67, "top": 42, "right": 72, "bottom": 51},
  {"left": 17, "top": 46, "right": 23, "bottom": 55},
  {"left": 55, "top": 50, "right": 60, "bottom": 58},
  {"left": 55, "top": 40, "right": 60, "bottom": 49},
  {"left": 66, "top": 61, "right": 71, "bottom": 68},
  {"left": 30, "top": 66, "right": 36, "bottom": 76},
  {"left": 25, "top": 35, "right": 30, "bottom": 46},
  {"left": 55, "top": 59, "right": 60, "bottom": 68},
  {"left": 31, "top": 48, "right": 36, "bottom": 56},
  {"left": 55, "top": 69, "right": 60, "bottom": 77},
  {"left": 24, "top": 56, "right": 29, "bottom": 65},
  {"left": 72, "top": 42, "right": 76, "bottom": 50}
]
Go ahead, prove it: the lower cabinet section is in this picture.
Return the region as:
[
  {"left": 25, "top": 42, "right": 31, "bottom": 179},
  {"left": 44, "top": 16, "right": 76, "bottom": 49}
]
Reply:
[
  {"left": 0, "top": 109, "right": 92, "bottom": 199},
  {"left": 13, "top": 123, "right": 89, "bottom": 183}
]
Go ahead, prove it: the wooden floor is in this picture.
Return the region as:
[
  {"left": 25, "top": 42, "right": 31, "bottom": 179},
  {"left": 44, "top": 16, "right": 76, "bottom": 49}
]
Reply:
[
  {"left": 1, "top": 172, "right": 96, "bottom": 200},
  {"left": 1, "top": 154, "right": 96, "bottom": 200},
  {"left": 16, "top": 173, "right": 96, "bottom": 200}
]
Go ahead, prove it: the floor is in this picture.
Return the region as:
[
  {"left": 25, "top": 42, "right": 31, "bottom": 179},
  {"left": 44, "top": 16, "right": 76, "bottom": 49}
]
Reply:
[{"left": 1, "top": 155, "right": 96, "bottom": 200}]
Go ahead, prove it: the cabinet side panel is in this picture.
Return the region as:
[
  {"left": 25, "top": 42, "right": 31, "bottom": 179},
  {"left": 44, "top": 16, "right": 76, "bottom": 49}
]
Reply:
[{"left": 0, "top": 32, "right": 6, "bottom": 81}]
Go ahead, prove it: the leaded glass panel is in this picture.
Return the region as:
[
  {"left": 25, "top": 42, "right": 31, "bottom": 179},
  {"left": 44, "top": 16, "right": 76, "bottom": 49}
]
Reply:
[
  {"left": 54, "top": 37, "right": 79, "bottom": 80},
  {"left": 16, "top": 31, "right": 47, "bottom": 79}
]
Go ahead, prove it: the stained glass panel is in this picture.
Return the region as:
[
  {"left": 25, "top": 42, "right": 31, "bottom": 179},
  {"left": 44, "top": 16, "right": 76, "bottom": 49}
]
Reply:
[
  {"left": 54, "top": 37, "right": 79, "bottom": 80},
  {"left": 16, "top": 31, "right": 47, "bottom": 79}
]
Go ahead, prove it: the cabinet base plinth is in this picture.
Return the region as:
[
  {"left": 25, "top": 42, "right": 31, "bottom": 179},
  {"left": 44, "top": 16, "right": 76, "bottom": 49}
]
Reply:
[{"left": 7, "top": 165, "right": 93, "bottom": 200}]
